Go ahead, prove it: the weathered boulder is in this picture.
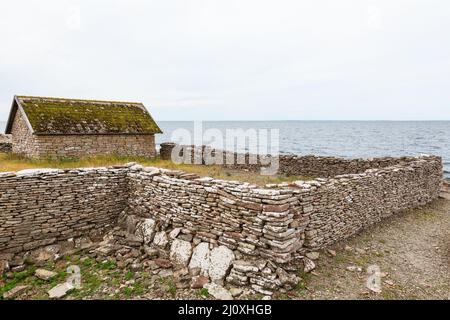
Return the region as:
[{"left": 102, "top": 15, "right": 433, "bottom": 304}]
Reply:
[
  {"left": 208, "top": 246, "right": 235, "bottom": 282},
  {"left": 169, "top": 239, "right": 192, "bottom": 267},
  {"left": 153, "top": 231, "right": 169, "bottom": 248},
  {"left": 188, "top": 242, "right": 210, "bottom": 276},
  {"left": 135, "top": 218, "right": 156, "bottom": 243}
]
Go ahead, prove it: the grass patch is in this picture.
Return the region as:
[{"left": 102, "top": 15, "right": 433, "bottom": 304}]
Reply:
[
  {"left": 0, "top": 153, "right": 313, "bottom": 186},
  {"left": 159, "top": 277, "right": 177, "bottom": 298},
  {"left": 198, "top": 288, "right": 210, "bottom": 298}
]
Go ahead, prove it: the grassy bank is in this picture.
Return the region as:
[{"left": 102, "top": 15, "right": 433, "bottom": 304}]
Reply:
[{"left": 0, "top": 153, "right": 312, "bottom": 186}]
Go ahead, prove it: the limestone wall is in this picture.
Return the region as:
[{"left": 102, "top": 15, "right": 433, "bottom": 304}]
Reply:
[
  {"left": 126, "top": 168, "right": 305, "bottom": 264},
  {"left": 0, "top": 155, "right": 442, "bottom": 262},
  {"left": 169, "top": 145, "right": 423, "bottom": 178},
  {"left": 291, "top": 156, "right": 443, "bottom": 249},
  {"left": 0, "top": 168, "right": 129, "bottom": 254},
  {"left": 125, "top": 154, "right": 442, "bottom": 254},
  {"left": 0, "top": 154, "right": 442, "bottom": 293}
]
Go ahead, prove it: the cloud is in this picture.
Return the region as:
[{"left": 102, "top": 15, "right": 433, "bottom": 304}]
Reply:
[{"left": 0, "top": 0, "right": 449, "bottom": 121}]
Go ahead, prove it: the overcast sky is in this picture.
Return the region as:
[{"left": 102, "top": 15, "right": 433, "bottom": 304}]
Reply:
[{"left": 1, "top": 0, "right": 449, "bottom": 121}]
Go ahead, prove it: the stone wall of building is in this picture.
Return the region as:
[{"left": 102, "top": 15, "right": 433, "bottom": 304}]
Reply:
[
  {"left": 10, "top": 109, "right": 38, "bottom": 156},
  {"left": 9, "top": 111, "right": 157, "bottom": 158},
  {"left": 33, "top": 134, "right": 156, "bottom": 158},
  {"left": 0, "top": 134, "right": 12, "bottom": 152},
  {"left": 0, "top": 167, "right": 129, "bottom": 254}
]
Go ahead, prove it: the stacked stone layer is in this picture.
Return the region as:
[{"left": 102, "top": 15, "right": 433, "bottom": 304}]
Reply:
[{"left": 0, "top": 167, "right": 129, "bottom": 254}]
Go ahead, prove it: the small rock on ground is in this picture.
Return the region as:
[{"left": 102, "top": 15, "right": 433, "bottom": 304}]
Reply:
[
  {"left": 204, "top": 283, "right": 233, "bottom": 300},
  {"left": 35, "top": 269, "right": 58, "bottom": 281},
  {"left": 48, "top": 282, "right": 74, "bottom": 299},
  {"left": 3, "top": 285, "right": 28, "bottom": 299}
]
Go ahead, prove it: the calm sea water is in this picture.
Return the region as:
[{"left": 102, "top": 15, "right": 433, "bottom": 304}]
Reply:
[{"left": 1, "top": 121, "right": 449, "bottom": 178}]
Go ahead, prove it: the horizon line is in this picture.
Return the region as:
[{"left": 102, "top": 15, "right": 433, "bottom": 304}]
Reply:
[
  {"left": 1, "top": 119, "right": 450, "bottom": 124},
  {"left": 155, "top": 119, "right": 450, "bottom": 122}
]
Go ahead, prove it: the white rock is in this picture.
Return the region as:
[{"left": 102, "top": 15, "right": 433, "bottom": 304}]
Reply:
[
  {"left": 204, "top": 283, "right": 233, "bottom": 300},
  {"left": 35, "top": 269, "right": 57, "bottom": 281},
  {"left": 188, "top": 242, "right": 210, "bottom": 276},
  {"left": 153, "top": 231, "right": 168, "bottom": 248},
  {"left": 229, "top": 287, "right": 243, "bottom": 297},
  {"left": 327, "top": 249, "right": 337, "bottom": 257},
  {"left": 346, "top": 265, "right": 363, "bottom": 272},
  {"left": 136, "top": 218, "right": 156, "bottom": 243},
  {"left": 48, "top": 282, "right": 74, "bottom": 299},
  {"left": 170, "top": 239, "right": 192, "bottom": 267},
  {"left": 16, "top": 168, "right": 62, "bottom": 177},
  {"left": 303, "top": 257, "right": 316, "bottom": 273},
  {"left": 305, "top": 252, "right": 320, "bottom": 260},
  {"left": 169, "top": 228, "right": 181, "bottom": 239},
  {"left": 208, "top": 246, "right": 235, "bottom": 281}
]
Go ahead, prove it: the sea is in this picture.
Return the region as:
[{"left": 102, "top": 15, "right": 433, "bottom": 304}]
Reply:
[{"left": 1, "top": 120, "right": 449, "bottom": 178}]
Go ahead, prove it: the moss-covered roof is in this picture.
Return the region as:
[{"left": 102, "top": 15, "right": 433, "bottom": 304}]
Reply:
[{"left": 15, "top": 96, "right": 162, "bottom": 135}]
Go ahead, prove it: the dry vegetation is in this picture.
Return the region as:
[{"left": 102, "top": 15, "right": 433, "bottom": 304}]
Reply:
[{"left": 0, "top": 152, "right": 312, "bottom": 186}]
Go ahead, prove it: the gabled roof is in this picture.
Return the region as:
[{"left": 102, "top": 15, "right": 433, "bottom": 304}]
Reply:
[{"left": 5, "top": 96, "right": 162, "bottom": 135}]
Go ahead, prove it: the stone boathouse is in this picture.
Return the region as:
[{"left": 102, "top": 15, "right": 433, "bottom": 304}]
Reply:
[{"left": 4, "top": 95, "right": 162, "bottom": 158}]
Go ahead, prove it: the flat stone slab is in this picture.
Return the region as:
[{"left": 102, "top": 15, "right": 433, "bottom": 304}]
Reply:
[
  {"left": 170, "top": 239, "right": 192, "bottom": 267},
  {"left": 48, "top": 282, "right": 74, "bottom": 299},
  {"left": 204, "top": 283, "right": 233, "bottom": 300},
  {"left": 3, "top": 285, "right": 28, "bottom": 299},
  {"left": 35, "top": 269, "right": 58, "bottom": 281}
]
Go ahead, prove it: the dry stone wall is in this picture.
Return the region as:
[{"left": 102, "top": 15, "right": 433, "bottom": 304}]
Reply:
[
  {"left": 167, "top": 144, "right": 424, "bottom": 177},
  {"left": 287, "top": 156, "right": 443, "bottom": 249},
  {"left": 0, "top": 167, "right": 129, "bottom": 254},
  {"left": 0, "top": 152, "right": 443, "bottom": 293},
  {"left": 126, "top": 167, "right": 305, "bottom": 264}
]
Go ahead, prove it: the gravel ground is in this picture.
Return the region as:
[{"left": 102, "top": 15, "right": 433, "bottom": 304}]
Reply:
[{"left": 291, "top": 198, "right": 450, "bottom": 300}]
